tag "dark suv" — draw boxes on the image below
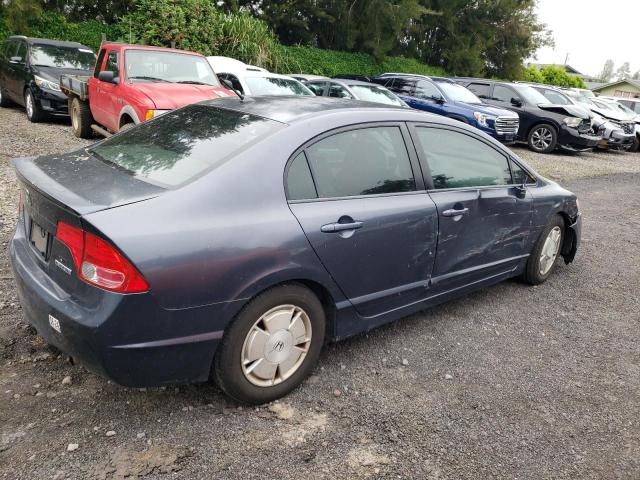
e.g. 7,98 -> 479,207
455,78 -> 601,153
0,36 -> 95,122
373,74 -> 519,144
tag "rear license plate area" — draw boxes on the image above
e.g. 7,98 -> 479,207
29,219 -> 50,258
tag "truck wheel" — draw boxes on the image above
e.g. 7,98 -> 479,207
528,123 -> 557,153
25,90 -> 45,122
70,97 -> 93,139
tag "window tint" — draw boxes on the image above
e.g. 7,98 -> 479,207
305,127 -> 415,198
328,83 -> 353,98
492,85 -> 516,103
306,82 -> 325,96
415,127 -> 512,189
467,82 -> 491,98
388,78 -> 415,96
93,49 -> 106,78
287,153 -> 317,200
106,51 -> 119,77
414,80 -> 441,99
3,40 -> 17,58
510,160 -> 536,185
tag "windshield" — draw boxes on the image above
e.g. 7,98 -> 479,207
245,77 -> 313,96
565,91 -> 596,107
125,50 -> 219,86
349,85 -> 404,106
513,85 -> 550,105
88,105 -> 284,188
30,44 -> 95,70
436,82 -> 482,104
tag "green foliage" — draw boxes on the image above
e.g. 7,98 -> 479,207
2,0 -> 41,34
521,65 -> 587,89
119,0 -> 284,70
29,12 -> 119,51
279,45 -> 447,77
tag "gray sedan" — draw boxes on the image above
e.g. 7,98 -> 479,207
306,78 -> 407,107
10,96 -> 581,404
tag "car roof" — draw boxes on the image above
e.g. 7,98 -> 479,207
289,74 -> 330,81
100,43 -> 203,56
9,36 -> 89,49
207,56 -> 269,75
326,79 -> 379,87
200,95 -> 411,124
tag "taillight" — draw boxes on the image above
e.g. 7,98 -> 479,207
56,221 -> 149,293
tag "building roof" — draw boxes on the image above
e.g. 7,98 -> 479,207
591,78 -> 640,92
527,63 -> 583,75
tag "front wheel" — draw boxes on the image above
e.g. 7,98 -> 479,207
25,89 -> 45,122
213,284 -> 326,404
528,123 -> 557,153
522,215 -> 565,285
630,135 -> 640,153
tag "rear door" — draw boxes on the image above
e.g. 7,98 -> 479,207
287,124 -> 438,318
6,40 -> 27,101
410,124 -> 533,290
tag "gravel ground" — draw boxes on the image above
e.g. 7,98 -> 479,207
0,106 -> 639,479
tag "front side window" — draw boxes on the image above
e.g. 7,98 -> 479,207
15,42 -> 27,62
492,85 -> 517,103
219,73 -> 243,93
511,160 -> 536,185
415,127 -> 512,189
105,51 -> 119,77
306,82 -> 326,96
541,89 -> 571,105
88,105 -> 284,188
467,82 -> 491,98
436,81 -> 482,104
388,78 -> 415,96
125,49 -> 219,86
328,83 -> 353,98
305,126 -> 415,198
93,49 -> 106,78
414,80 -> 441,100
29,43 -> 95,69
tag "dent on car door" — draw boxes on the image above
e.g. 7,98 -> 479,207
286,124 -> 438,318
410,124 -> 534,290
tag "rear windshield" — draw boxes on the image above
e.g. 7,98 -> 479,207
245,76 -> 314,96
89,105 -> 284,188
30,44 -> 95,70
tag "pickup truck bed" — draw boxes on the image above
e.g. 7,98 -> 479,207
60,75 -> 90,101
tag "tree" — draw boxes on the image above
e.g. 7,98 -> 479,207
1,0 -> 42,34
597,59 -> 614,83
615,62 -> 631,80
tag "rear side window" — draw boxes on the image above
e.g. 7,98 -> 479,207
467,82 -> 491,98
106,51 -> 119,77
89,105 -> 285,188
287,153 -> 317,200
304,126 -> 415,198
415,127 -> 512,189
492,85 -> 516,103
414,80 -> 441,99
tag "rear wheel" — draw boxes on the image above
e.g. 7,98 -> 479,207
522,214 -> 565,285
213,284 -> 325,404
0,84 -> 13,107
25,89 -> 45,122
528,123 -> 557,153
70,97 -> 93,139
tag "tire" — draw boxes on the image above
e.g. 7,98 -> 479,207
118,122 -> 134,133
522,214 -> 565,285
528,123 -> 557,153
24,89 -> 45,122
213,283 -> 326,404
0,84 -> 13,107
630,135 -> 640,153
70,97 -> 93,139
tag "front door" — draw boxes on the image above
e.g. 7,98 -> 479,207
286,124 -> 439,318
88,49 -> 120,131
410,124 -> 533,290
6,40 -> 27,101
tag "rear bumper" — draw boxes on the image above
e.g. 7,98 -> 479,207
9,220 -> 239,387
558,126 -> 600,152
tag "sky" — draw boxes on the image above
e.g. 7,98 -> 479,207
531,0 -> 639,78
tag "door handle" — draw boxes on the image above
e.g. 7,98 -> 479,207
321,221 -> 364,233
442,207 -> 470,217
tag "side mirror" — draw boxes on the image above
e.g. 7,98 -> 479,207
431,94 -> 445,104
9,56 -> 24,64
221,79 -> 234,90
98,70 -> 118,84
511,97 -> 522,107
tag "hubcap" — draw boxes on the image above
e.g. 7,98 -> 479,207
71,104 -> 79,131
531,127 -> 553,150
26,93 -> 33,118
241,305 -> 312,387
539,226 -> 562,275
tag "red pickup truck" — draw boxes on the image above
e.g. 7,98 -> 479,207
60,43 -> 234,138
